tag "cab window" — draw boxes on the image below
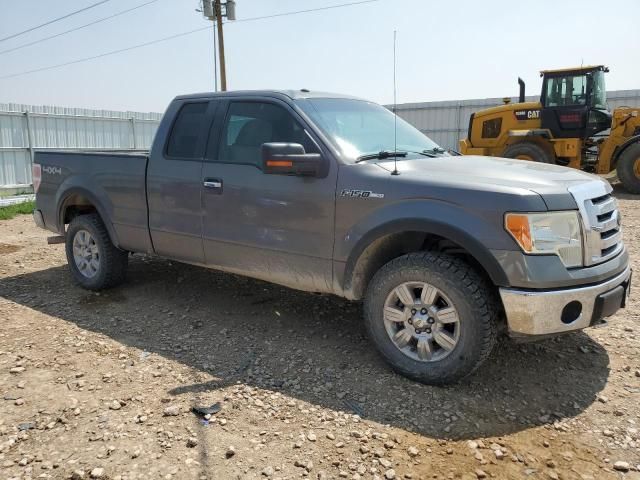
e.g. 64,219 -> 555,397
545,75 -> 588,107
166,102 -> 209,158
217,101 -> 318,166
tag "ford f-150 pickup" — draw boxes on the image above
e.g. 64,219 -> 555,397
32,90 -> 632,384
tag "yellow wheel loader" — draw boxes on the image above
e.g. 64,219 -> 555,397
459,66 -> 640,193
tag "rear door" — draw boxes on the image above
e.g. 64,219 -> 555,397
200,97 -> 337,292
147,99 -> 217,264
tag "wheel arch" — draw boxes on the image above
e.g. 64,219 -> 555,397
341,219 -> 509,300
57,186 -> 120,248
504,136 -> 556,154
612,134 -> 640,167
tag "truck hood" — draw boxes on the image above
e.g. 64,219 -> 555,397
375,155 -> 606,208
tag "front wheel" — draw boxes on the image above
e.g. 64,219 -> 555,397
364,252 -> 499,385
616,143 -> 640,194
65,213 -> 128,290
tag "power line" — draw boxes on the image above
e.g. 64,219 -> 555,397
0,27 -> 209,80
0,0 -> 160,57
0,0 -> 112,44
0,0 -> 382,80
229,0 -> 379,24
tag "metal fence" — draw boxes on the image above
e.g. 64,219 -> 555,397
0,103 -> 162,188
393,89 -> 640,151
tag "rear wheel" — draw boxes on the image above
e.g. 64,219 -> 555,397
503,142 -> 555,164
616,143 -> 640,194
363,252 -> 499,385
65,213 -> 128,290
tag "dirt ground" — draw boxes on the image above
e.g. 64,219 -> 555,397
0,188 -> 639,480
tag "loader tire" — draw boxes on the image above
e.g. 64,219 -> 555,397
503,142 -> 555,164
65,213 -> 128,290
616,143 -> 640,194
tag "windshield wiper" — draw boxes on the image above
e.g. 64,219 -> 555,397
356,150 -> 408,163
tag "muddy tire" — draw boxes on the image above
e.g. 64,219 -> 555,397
363,252 -> 499,385
616,143 -> 640,194
503,142 -> 555,164
65,213 -> 128,290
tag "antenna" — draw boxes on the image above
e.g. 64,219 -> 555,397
391,29 -> 399,176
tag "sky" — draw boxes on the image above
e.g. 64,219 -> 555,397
0,0 -> 639,113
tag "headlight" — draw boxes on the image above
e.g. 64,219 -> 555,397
505,211 -> 583,268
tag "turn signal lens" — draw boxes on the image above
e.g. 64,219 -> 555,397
266,160 -> 293,167
32,163 -> 42,193
505,214 -> 533,252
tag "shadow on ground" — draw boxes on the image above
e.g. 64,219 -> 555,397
0,256 -> 610,440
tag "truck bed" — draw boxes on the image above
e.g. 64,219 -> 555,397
34,150 -> 152,254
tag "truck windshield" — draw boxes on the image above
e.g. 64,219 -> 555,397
300,98 -> 444,161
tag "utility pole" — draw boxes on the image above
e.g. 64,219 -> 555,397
214,0 -> 226,91
200,0 -> 236,92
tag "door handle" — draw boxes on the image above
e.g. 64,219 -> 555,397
203,179 -> 222,189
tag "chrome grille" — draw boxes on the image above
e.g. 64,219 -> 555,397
568,182 -> 624,266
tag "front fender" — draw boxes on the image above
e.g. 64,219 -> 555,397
338,200 -> 514,294
613,134 -> 640,164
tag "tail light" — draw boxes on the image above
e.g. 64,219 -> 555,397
32,163 -> 42,193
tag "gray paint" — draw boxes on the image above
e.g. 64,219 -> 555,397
34,90 -> 628,299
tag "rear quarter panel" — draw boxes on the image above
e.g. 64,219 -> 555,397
35,151 -> 151,253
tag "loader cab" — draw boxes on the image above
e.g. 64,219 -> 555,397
540,65 -> 611,139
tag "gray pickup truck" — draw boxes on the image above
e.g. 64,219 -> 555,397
32,90 -> 631,384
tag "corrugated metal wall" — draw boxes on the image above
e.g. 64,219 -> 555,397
0,103 -> 162,187
393,89 -> 640,150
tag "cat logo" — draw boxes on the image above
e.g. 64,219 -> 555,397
514,109 -> 541,121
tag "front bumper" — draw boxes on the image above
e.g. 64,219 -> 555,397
500,265 -> 631,338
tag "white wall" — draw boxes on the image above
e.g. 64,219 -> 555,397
0,104 -> 161,187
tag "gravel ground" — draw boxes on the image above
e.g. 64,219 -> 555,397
0,187 -> 639,480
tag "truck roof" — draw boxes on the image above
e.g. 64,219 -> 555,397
173,89 -> 365,102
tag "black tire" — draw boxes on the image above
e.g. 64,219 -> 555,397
65,213 -> 128,290
503,142 -> 555,164
363,252 -> 499,385
616,143 -> 640,194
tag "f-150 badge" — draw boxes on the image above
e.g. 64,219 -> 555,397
340,189 -> 384,198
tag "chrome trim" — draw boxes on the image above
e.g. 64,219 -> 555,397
500,265 -> 631,336
568,181 -> 623,266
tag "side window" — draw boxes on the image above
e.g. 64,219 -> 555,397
481,118 -> 502,138
166,102 -> 209,158
545,75 -> 587,107
218,101 -> 318,166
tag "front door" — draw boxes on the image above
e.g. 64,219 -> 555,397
200,98 -> 337,292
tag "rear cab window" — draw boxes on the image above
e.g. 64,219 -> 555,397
166,102 -> 210,159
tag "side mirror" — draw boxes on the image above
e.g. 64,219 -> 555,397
261,143 -> 325,177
